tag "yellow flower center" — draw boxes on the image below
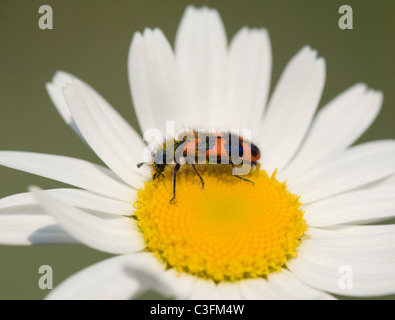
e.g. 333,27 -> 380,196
134,164 -> 307,282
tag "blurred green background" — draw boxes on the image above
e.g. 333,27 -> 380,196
0,0 -> 394,299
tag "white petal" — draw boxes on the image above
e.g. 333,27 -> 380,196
125,253 -> 334,300
0,151 -> 134,201
306,225 -> 395,246
160,268 -> 196,300
175,5 -> 228,128
240,270 -> 335,300
31,187 -> 144,254
289,226 -> 395,297
239,278 -> 282,300
258,46 -> 326,175
129,28 -> 187,133
289,140 -> 395,203
46,71 -> 85,140
0,189 -> 134,216
63,79 -> 149,188
283,84 -> 383,177
304,184 -> 395,226
372,173 -> 395,188
216,282 -> 243,300
188,279 -> 222,300
0,204 -> 76,245
288,257 -> 395,297
46,255 -> 139,300
357,173 -> 395,191
267,269 -> 335,300
47,71 -> 146,160
383,174 -> 395,185
226,27 -> 272,134
46,79 -> 81,138
124,252 -> 195,299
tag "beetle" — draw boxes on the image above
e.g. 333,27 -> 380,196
137,131 -> 261,202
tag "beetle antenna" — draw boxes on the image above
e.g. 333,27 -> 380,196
137,162 -> 146,168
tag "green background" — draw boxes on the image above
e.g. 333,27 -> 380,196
0,0 -> 394,300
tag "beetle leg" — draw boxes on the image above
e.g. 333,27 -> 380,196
191,164 -> 205,189
234,174 -> 255,186
170,163 -> 181,203
137,162 -> 145,168
230,161 -> 255,186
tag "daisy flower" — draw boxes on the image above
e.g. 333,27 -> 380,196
1,5 -> 395,300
